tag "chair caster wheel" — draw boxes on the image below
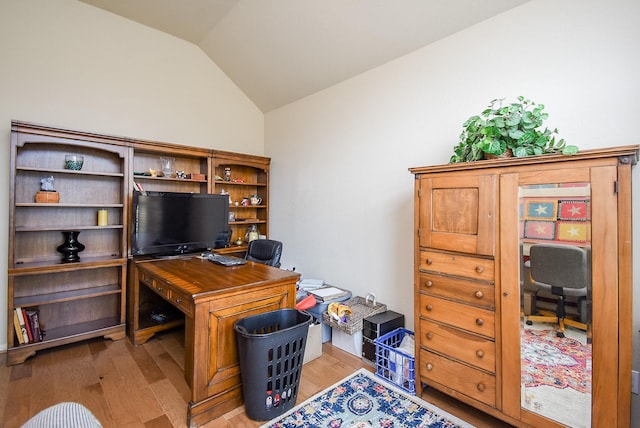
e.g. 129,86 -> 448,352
526,320 -> 532,325
556,332 -> 564,338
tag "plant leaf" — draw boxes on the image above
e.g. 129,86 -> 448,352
508,129 -> 524,140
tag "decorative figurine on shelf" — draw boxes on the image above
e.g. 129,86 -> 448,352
245,225 -> 259,242
176,170 -> 186,179
224,167 -> 231,181
35,176 -> 60,203
41,176 -> 55,191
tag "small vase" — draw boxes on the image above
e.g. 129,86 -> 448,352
57,231 -> 85,263
160,157 -> 175,177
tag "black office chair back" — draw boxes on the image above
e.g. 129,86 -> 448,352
245,239 -> 282,267
529,244 -> 590,290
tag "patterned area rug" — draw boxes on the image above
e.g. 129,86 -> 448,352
521,328 -> 591,428
521,328 -> 591,393
259,368 -> 474,428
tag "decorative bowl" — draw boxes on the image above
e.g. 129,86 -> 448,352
64,155 -> 84,170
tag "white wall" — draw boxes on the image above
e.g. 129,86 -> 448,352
265,0 -> 640,421
0,1 -> 264,349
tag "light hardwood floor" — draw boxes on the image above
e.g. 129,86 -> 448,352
0,329 -> 512,427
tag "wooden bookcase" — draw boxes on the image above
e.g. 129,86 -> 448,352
211,150 -> 270,256
7,121 -> 130,365
125,140 -> 212,342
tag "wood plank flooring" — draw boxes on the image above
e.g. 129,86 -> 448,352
0,329 -> 512,427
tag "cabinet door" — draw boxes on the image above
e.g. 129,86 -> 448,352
417,173 -> 496,256
500,162 -> 628,427
196,285 -> 291,399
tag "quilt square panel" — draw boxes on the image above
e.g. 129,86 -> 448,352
556,221 -> 590,242
524,220 -> 556,240
558,199 -> 590,221
524,200 -> 558,221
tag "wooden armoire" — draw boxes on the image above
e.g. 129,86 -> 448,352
410,146 -> 637,427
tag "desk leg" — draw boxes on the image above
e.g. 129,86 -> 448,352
184,314 -> 195,388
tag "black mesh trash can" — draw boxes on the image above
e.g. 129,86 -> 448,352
234,309 -> 312,421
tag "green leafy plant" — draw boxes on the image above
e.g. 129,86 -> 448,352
449,96 -> 578,163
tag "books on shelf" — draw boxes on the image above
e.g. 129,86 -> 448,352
14,307 -> 28,344
22,308 -> 33,343
26,309 -> 43,342
13,309 -> 25,344
13,307 -> 43,344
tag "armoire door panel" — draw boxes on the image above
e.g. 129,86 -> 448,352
418,174 -> 496,256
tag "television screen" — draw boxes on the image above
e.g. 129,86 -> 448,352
131,191 -> 229,257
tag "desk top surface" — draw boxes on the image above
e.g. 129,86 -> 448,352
136,256 -> 300,299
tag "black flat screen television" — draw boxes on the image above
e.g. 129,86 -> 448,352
131,191 -> 229,257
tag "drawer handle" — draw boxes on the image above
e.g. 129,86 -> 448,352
425,280 -> 433,287
476,350 -> 484,358
175,298 -> 182,303
475,318 -> 484,326
426,304 -> 433,311
426,332 -> 433,340
157,286 -> 163,291
426,258 -> 433,265
477,383 -> 485,392
475,291 -> 484,299
475,266 -> 484,273
426,363 -> 433,371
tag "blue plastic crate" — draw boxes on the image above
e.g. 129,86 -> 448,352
374,327 -> 415,394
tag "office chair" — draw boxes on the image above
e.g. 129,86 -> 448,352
245,239 -> 283,267
525,243 -> 591,339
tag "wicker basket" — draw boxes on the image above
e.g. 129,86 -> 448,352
35,191 -> 60,203
322,294 -> 386,335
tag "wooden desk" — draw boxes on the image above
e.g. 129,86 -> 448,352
127,256 -> 300,427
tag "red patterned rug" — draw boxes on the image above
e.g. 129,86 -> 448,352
521,329 -> 591,394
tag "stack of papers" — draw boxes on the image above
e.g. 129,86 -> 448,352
299,278 -> 324,290
308,286 -> 349,302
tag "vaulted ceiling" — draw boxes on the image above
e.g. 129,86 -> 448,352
79,0 -> 530,112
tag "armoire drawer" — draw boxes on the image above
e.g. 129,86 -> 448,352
419,250 -> 494,282
419,318 -> 495,373
419,294 -> 495,338
419,349 -> 496,407
418,272 -> 494,309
